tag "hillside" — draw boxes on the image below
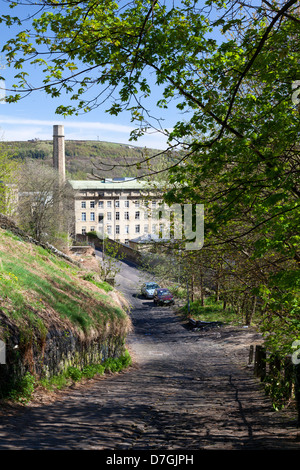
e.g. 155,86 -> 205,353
0,226 -> 130,334
1,139 -> 177,180
0,214 -> 132,399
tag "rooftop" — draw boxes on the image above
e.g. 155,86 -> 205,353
69,178 -> 164,191
68,178 -> 153,191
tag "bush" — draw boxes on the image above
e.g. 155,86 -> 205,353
64,351 -> 132,383
82,363 -> 105,378
66,366 -> 83,382
9,372 -> 36,403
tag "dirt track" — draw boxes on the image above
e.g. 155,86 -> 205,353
0,257 -> 299,451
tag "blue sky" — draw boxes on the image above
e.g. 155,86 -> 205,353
0,1 -> 186,150
0,1 -> 224,150
0,69 -> 176,148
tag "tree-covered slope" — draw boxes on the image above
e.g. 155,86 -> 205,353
1,139 -> 176,180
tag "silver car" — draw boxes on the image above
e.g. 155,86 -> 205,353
141,282 -> 160,299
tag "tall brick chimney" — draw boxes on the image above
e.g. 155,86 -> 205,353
53,124 -> 65,183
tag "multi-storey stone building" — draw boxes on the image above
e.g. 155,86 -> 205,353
53,125 -> 164,244
68,178 -> 163,244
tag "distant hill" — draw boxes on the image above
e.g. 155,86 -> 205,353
1,139 -> 178,180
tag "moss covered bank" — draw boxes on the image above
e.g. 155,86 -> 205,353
0,214 -> 132,400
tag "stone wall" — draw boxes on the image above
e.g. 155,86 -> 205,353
76,233 -> 143,265
0,310 -> 127,395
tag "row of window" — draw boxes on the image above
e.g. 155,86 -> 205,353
81,224 -> 162,236
81,200 -> 158,209
81,210 -> 151,221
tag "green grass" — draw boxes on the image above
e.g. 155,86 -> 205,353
0,227 -> 132,403
82,273 -> 113,292
8,372 -> 36,404
181,297 -> 243,325
0,229 -> 129,334
40,350 -> 132,389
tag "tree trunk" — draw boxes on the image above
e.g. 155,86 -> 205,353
246,295 -> 257,325
200,272 -> 204,306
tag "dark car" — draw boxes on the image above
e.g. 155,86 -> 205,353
153,288 -> 174,306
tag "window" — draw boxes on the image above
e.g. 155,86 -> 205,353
90,227 -> 95,232
115,200 -> 120,208
116,225 -> 120,234
115,212 -> 120,220
81,201 -> 86,209
81,227 -> 86,235
90,212 -> 95,221
107,201 -> 112,208
135,211 -> 140,220
135,224 -> 140,233
124,239 -> 129,245
107,225 -> 112,235
144,210 -> 148,219
124,200 -> 129,208
124,211 -> 129,220
152,224 -> 157,234
81,212 -> 86,221
98,214 -> 104,223
144,224 -> 149,233
98,201 -> 104,209
107,212 -> 112,221
135,201 -> 140,208
90,201 -> 95,208
125,225 -> 129,234
152,200 -> 156,207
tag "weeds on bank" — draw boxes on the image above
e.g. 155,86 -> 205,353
7,350 -> 132,404
0,230 -> 127,334
82,273 -> 113,292
8,372 -> 36,404
181,297 -> 249,325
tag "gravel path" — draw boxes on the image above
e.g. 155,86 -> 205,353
0,257 -> 299,451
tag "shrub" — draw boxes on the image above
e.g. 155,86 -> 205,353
66,366 -> 82,382
9,372 -> 36,403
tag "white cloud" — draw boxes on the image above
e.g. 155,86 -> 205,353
0,115 -> 172,149
0,115 -> 133,134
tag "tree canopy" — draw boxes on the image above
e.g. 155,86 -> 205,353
1,0 -> 299,355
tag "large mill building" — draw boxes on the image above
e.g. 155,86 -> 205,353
53,125 -> 165,245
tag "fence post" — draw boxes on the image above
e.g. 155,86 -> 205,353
249,345 -> 254,365
254,345 -> 266,381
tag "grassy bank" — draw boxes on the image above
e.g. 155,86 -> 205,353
0,225 -> 132,401
180,296 -> 258,326
0,228 -> 130,336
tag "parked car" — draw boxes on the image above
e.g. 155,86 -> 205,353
141,282 -> 160,299
153,288 -> 174,306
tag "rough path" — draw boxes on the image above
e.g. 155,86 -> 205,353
0,257 -> 299,451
